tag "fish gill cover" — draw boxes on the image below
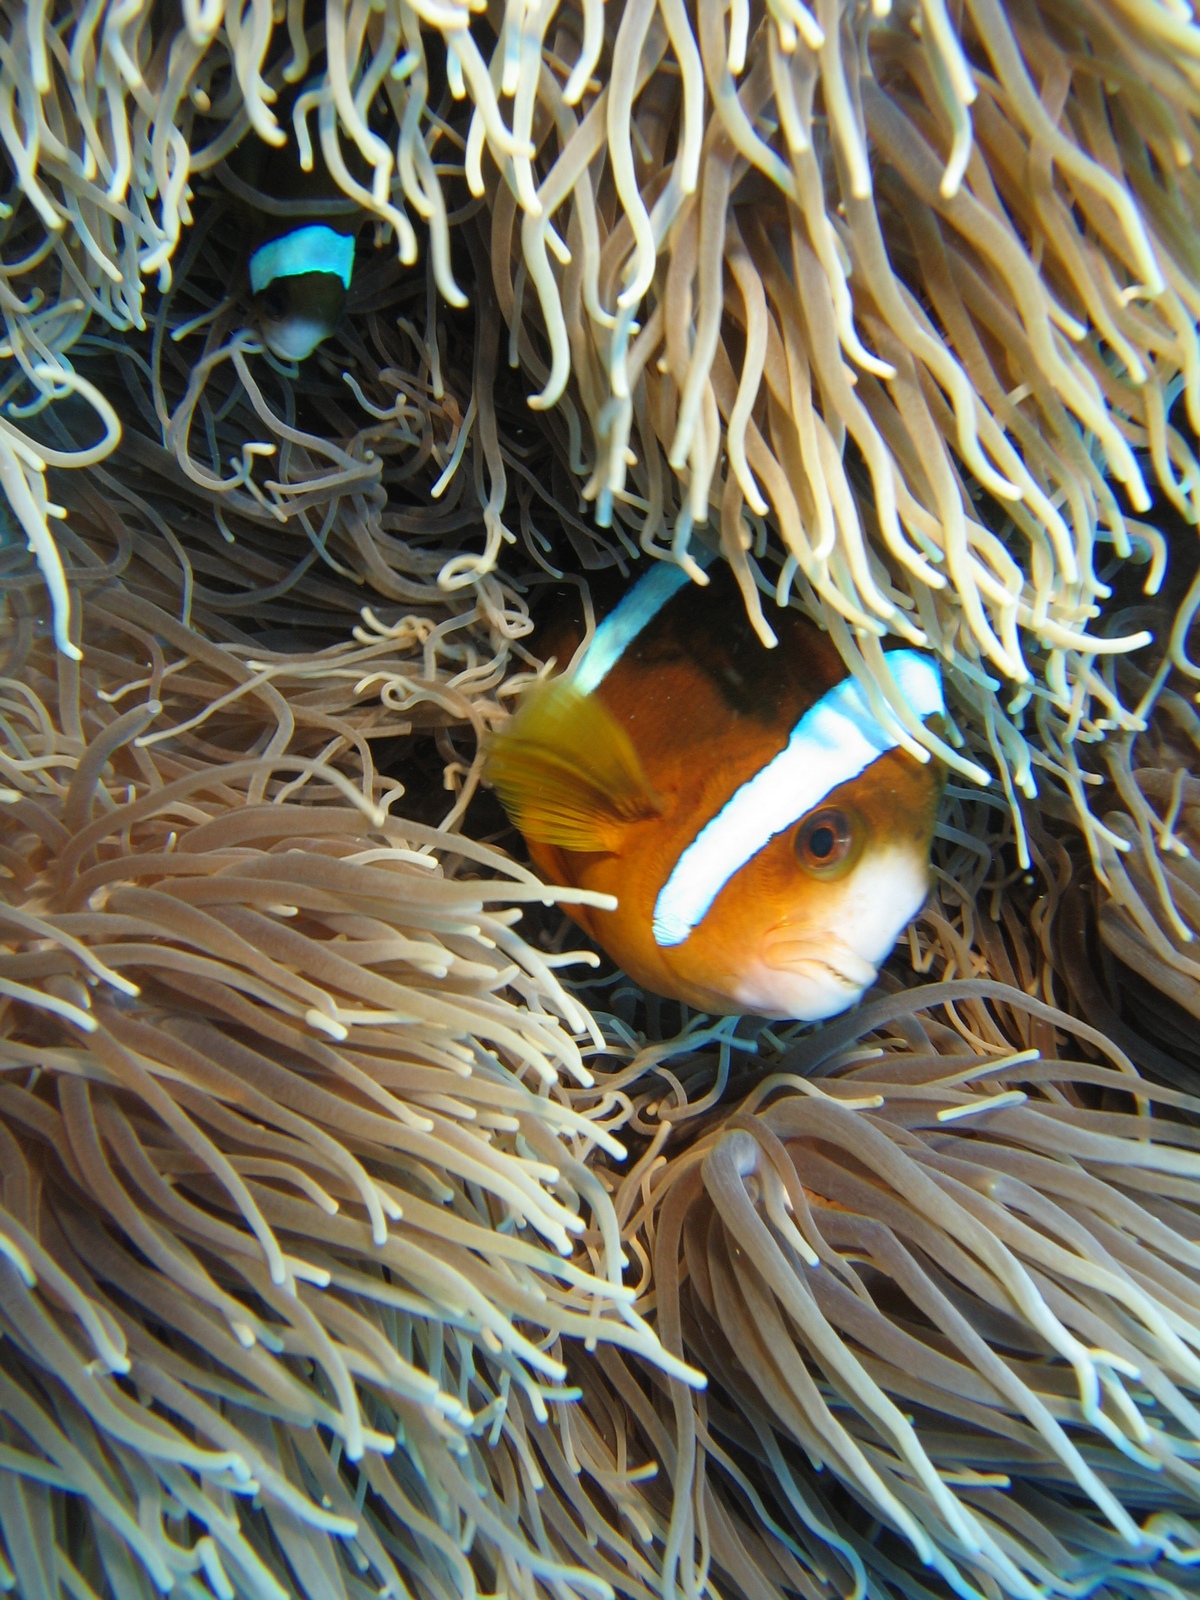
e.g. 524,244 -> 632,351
4,0 -> 1200,1597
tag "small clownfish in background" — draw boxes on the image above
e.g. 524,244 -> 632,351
227,89 -> 361,362
486,559 -> 947,1021
249,221 -> 355,362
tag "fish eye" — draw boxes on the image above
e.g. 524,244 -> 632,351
794,808 -> 854,875
261,283 -> 286,319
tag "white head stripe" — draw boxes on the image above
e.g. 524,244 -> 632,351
652,651 -> 944,947
250,226 -> 355,294
574,549 -> 715,696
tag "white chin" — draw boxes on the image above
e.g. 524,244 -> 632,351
264,320 -> 330,361
731,960 -> 876,1023
734,849 -> 930,1021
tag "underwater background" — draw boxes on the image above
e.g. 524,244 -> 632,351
5,0 -> 1200,1596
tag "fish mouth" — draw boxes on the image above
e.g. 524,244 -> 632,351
731,934 -> 878,1021
262,317 -> 336,362
759,928 -> 879,993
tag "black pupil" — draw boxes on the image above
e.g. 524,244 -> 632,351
809,825 -> 836,860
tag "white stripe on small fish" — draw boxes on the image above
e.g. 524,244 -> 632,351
250,225 -> 356,294
652,651 -> 944,948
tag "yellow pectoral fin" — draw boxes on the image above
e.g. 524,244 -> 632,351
486,680 -> 661,853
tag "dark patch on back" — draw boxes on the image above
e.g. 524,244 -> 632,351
624,565 -> 841,724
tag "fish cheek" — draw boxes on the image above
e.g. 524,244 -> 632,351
660,832 -> 827,1002
569,825 -> 714,1004
759,828 -> 849,930
772,753 -> 943,966
716,748 -> 941,969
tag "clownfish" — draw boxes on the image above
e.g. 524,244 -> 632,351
250,221 -> 355,362
486,560 -> 946,1021
226,87 -> 360,362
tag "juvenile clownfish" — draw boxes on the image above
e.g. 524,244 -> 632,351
226,89 -> 361,362
486,560 -> 946,1021
249,222 -> 355,362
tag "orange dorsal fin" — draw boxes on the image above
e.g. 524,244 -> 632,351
486,680 -> 661,853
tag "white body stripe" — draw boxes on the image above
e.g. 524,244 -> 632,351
250,226 -> 356,294
574,551 -> 714,695
652,651 -> 944,947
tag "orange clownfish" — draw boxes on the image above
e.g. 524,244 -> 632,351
486,559 -> 946,1021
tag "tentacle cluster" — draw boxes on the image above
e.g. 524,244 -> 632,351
0,564 -> 708,1598
4,0 -> 1200,841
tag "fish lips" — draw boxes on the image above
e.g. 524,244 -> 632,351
261,313 -> 339,362
749,929 -> 880,1020
759,929 -> 880,990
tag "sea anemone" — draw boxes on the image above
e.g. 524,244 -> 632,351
7,0 -> 1200,1593
0,536 -> 709,1596
567,792 -> 1200,1600
622,1009 -> 1200,1600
